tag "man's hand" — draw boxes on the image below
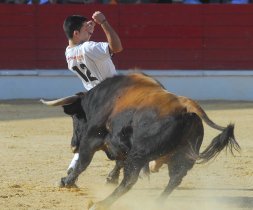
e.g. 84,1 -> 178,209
92,11 -> 106,25
92,11 -> 123,54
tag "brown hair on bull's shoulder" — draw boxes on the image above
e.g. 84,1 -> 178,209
111,73 -> 185,118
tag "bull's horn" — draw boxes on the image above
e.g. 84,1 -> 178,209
40,95 -> 79,106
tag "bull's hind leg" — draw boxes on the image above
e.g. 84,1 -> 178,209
106,160 -> 124,185
158,151 -> 195,201
106,160 -> 150,185
89,154 -> 146,209
158,113 -> 204,202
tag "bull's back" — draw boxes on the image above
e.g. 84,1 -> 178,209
111,74 -> 186,117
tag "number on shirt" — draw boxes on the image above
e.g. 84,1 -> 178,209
72,63 -> 98,82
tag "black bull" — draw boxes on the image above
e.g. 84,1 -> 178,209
41,73 -> 240,210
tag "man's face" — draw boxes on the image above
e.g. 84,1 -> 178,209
76,20 -> 95,44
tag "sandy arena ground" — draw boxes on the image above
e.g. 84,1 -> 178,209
0,100 -> 252,210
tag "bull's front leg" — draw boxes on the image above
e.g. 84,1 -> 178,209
59,138 -> 98,188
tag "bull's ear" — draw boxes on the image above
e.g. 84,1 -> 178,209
63,98 -> 83,116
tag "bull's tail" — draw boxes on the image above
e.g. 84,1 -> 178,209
198,124 -> 240,163
178,97 -> 240,162
179,96 -> 225,131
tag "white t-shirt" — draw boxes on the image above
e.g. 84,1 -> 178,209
65,41 -> 117,91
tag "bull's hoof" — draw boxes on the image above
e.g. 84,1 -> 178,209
105,177 -> 118,185
88,203 -> 108,210
57,177 -> 79,189
57,179 -> 65,188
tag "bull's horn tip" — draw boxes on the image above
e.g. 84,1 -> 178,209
40,99 -> 50,105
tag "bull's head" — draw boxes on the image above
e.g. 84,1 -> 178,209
40,93 -> 87,153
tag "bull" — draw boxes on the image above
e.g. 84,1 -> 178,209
41,73 -> 240,210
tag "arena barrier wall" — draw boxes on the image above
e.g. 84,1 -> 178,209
0,4 -> 253,100
1,4 -> 253,70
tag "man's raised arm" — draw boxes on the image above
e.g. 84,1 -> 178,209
92,11 -> 123,54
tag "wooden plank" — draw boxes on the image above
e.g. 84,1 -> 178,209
37,49 -> 65,61
202,4 -> 253,14
163,49 -> 202,61
0,49 -> 35,61
0,26 -> 35,38
37,60 -> 66,69
37,12 -> 118,27
37,14 -> 69,27
204,26 -> 253,38
203,49 -> 253,61
0,14 -> 35,26
119,4 -> 202,15
122,38 -> 202,49
119,13 -> 203,26
0,5 -> 35,14
37,38 -> 66,49
38,27 -> 66,38
37,23 -> 105,40
0,38 -> 35,49
0,60 -> 36,69
117,60 -> 202,70
38,4 -> 118,17
204,38 -> 253,49
204,14 -> 253,26
203,61 -> 253,70
119,25 -> 202,38
119,5 -> 202,26
120,49 -> 202,61
119,49 -> 166,61
36,4 -> 120,33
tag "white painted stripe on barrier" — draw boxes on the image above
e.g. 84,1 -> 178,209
0,70 -> 253,100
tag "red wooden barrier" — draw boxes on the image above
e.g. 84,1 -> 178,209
0,4 -> 253,70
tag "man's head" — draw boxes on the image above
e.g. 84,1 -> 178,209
63,15 -> 95,44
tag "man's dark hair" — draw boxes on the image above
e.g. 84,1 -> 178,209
63,15 -> 88,39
